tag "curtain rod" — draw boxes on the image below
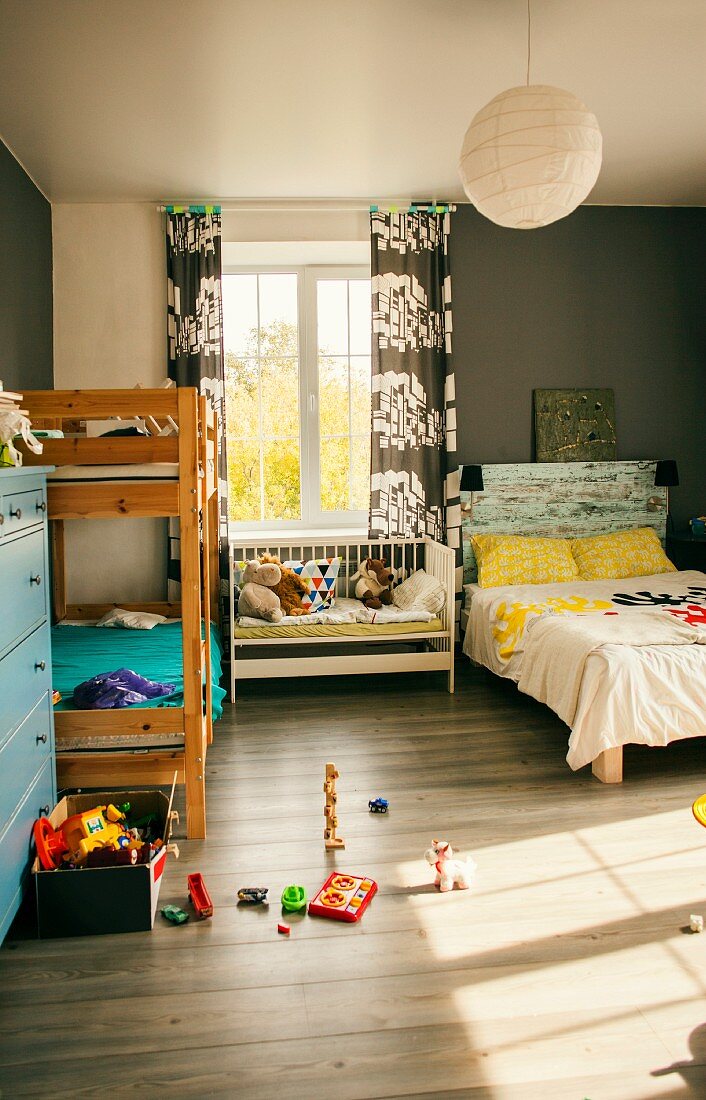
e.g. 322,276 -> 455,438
157,201 -> 463,214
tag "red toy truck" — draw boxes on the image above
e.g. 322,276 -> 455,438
187,873 -> 214,918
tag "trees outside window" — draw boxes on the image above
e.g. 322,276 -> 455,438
224,268 -> 371,530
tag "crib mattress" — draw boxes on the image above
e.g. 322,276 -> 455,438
234,619 -> 443,639
52,620 -> 226,751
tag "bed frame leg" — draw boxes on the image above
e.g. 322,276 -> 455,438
185,762 -> 206,839
448,658 -> 455,694
592,746 -> 623,784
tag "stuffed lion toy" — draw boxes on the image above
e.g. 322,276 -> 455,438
259,554 -> 309,616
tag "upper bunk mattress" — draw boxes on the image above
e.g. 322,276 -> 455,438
48,464 -> 179,482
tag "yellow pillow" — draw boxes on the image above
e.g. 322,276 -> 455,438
570,527 -> 676,581
471,534 -> 579,588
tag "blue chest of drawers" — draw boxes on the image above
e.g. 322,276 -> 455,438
0,466 -> 56,943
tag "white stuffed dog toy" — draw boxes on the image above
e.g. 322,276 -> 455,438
425,839 -> 476,892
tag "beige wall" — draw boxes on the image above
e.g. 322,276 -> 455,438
52,202 -> 168,603
222,208 -> 369,244
53,203 -> 165,388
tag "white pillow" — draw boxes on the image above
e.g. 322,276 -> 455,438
96,608 -> 167,631
392,569 -> 446,615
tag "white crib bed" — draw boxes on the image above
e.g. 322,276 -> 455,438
229,537 -> 455,700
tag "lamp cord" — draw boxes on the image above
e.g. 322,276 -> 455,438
526,0 -> 532,85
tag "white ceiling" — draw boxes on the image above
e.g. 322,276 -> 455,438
0,0 -> 704,206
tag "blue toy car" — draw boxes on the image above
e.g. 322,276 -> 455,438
368,797 -> 389,813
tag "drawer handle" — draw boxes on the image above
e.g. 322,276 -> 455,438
36,501 -> 47,513
35,660 -> 47,671
0,514 -> 3,525
30,575 -> 42,586
36,734 -> 48,745
39,805 -> 50,816
10,507 -> 22,520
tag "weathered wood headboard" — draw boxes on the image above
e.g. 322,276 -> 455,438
460,461 -> 666,583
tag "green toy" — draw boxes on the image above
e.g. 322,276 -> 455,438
281,885 -> 307,912
161,904 -> 189,925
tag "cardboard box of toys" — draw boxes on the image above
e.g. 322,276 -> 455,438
32,787 -> 176,938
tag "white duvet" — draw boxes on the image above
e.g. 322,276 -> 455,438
238,596 -> 436,628
463,570 -> 706,770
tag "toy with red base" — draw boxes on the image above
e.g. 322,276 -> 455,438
308,873 -> 377,923
187,872 -> 214,918
33,803 -> 134,869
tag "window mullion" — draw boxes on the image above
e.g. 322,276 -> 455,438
299,268 -> 312,526
256,274 -> 266,523
347,279 -> 353,511
305,269 -> 322,527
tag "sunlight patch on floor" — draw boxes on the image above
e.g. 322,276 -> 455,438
450,999 -> 674,1088
398,806 -> 706,961
394,804 -> 706,1093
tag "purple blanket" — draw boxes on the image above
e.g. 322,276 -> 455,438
72,667 -> 176,710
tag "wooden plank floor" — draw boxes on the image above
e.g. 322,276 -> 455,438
2,662 -> 706,1098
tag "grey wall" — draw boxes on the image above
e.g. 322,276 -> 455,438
0,139 -> 53,391
451,206 -> 706,529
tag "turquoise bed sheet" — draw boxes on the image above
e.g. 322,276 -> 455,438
51,621 -> 226,719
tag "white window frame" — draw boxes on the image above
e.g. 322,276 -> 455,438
224,264 -> 371,535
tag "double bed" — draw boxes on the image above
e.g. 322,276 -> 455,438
460,461 -> 706,782
463,569 -> 706,778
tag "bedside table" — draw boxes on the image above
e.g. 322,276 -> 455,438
667,533 -> 706,572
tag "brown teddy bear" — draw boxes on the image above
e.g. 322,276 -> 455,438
259,554 -> 309,616
351,558 -> 395,610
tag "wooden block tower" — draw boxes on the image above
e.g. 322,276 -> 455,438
323,762 -> 345,850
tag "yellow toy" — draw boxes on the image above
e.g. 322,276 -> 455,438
693,794 -> 706,829
62,804 -> 131,863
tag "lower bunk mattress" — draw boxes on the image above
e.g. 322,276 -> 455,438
51,621 -> 226,751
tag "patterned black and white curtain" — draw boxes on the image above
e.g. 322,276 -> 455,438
369,210 -> 462,597
166,207 -> 228,608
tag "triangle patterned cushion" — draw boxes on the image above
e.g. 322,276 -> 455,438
283,556 -> 342,613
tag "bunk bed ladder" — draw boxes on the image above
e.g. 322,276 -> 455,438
178,388 -> 207,840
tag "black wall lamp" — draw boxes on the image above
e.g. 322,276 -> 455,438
651,459 -> 679,533
460,464 -> 484,518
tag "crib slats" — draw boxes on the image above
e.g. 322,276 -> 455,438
229,535 -> 455,699
230,538 -> 449,632
232,537 -> 440,607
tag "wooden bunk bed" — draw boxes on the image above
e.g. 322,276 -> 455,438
19,388 -> 221,839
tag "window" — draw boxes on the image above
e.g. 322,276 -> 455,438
224,266 -> 371,530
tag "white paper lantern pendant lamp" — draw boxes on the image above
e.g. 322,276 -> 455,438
459,5 -> 602,228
